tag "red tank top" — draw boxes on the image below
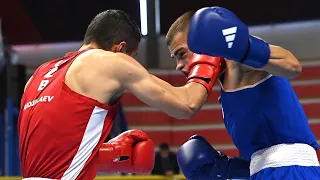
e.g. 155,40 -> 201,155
18,49 -> 120,180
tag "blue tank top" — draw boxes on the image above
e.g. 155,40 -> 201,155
219,74 -> 318,160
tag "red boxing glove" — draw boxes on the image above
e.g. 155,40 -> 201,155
187,54 -> 226,94
97,130 -> 155,174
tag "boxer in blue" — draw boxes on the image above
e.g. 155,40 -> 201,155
166,7 -> 320,179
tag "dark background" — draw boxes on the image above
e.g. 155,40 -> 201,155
1,0 -> 319,44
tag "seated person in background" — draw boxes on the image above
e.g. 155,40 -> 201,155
152,143 -> 180,176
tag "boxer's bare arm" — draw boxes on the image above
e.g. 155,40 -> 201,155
150,74 -> 207,113
248,36 -> 301,79
259,45 -> 302,79
114,54 -> 207,119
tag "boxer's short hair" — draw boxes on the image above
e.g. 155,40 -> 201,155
166,10 -> 196,46
83,9 -> 141,53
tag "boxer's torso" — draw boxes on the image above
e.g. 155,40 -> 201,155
219,62 -> 318,160
18,48 -> 121,179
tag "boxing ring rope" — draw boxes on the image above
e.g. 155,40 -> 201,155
0,174 -> 188,180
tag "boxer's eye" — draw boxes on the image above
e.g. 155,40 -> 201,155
178,52 -> 186,59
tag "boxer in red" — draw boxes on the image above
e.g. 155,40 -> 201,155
18,9 -> 225,180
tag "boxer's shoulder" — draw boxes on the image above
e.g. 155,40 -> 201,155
65,49 -> 141,104
83,50 -> 147,81
64,50 -> 126,103
74,49 -> 138,71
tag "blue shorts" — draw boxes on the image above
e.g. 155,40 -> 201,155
250,165 -> 320,180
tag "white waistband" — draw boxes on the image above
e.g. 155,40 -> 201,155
23,178 -> 54,180
250,143 -> 319,176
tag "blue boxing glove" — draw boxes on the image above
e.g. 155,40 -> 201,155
177,135 -> 250,180
188,7 -> 270,68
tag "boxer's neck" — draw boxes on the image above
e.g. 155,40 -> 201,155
79,42 -> 99,51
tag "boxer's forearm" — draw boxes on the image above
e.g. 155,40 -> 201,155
151,74 -> 207,117
173,83 -> 208,116
117,53 -> 204,119
260,45 -> 302,79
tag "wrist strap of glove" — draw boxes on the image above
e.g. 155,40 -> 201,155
226,157 -> 250,179
204,154 -> 250,179
240,35 -> 270,68
187,64 -> 217,94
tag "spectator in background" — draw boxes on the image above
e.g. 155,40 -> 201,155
152,143 -> 180,176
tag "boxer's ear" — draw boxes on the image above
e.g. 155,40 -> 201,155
114,41 -> 127,53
